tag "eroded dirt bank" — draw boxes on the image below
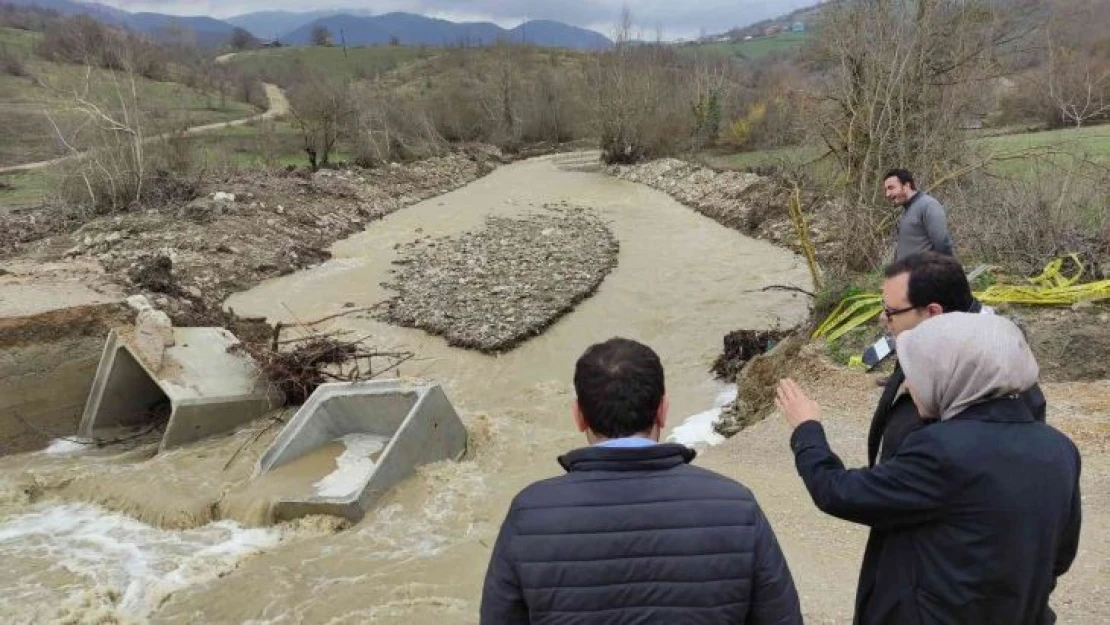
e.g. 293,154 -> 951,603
0,151 -> 1104,624
0,151 -> 813,622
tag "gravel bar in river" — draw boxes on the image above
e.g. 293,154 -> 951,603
379,205 -> 618,352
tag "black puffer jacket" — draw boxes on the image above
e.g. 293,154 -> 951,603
793,397 -> 1081,625
480,443 -> 802,625
868,362 -> 1047,466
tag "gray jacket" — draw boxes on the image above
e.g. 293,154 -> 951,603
895,192 -> 954,260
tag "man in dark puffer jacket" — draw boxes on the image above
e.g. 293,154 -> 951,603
480,337 -> 802,625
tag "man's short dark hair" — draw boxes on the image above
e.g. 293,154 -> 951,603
884,168 -> 916,189
574,338 -> 665,439
884,252 -> 974,313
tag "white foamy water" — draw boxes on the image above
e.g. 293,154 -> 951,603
667,384 -> 738,449
0,503 -> 282,620
41,438 -> 95,455
313,433 -> 389,498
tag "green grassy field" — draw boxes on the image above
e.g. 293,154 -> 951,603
708,124 -> 1110,180
0,27 -> 259,168
681,32 -> 809,61
0,170 -> 51,206
0,25 -> 37,53
184,119 -> 352,169
978,125 -> 1110,163
226,45 -> 429,84
0,119 -> 340,208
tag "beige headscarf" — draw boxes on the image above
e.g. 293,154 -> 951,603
896,312 -> 1039,421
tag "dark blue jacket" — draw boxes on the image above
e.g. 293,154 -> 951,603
792,397 -> 1082,625
868,363 -> 1047,466
480,443 -> 802,625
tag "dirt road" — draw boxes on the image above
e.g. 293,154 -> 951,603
0,83 -> 288,176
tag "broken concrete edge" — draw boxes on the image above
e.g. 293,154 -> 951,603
255,379 -> 468,523
254,379 -> 415,476
0,302 -> 131,350
79,326 -> 283,453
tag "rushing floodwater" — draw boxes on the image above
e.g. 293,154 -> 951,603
0,152 -> 811,623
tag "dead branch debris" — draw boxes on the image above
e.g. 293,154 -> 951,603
240,328 -> 414,406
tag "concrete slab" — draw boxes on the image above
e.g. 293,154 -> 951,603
251,380 -> 468,523
0,259 -> 125,318
78,327 -> 282,452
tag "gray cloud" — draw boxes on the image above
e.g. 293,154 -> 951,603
97,0 -> 816,39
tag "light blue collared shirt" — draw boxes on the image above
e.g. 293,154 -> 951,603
595,437 -> 658,448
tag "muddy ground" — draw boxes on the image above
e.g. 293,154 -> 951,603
0,149 -> 1105,623
0,147 -> 503,319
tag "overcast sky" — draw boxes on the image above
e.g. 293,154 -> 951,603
93,1 -> 817,39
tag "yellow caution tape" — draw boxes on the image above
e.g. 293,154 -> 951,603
812,255 -> 1110,341
812,293 -> 883,341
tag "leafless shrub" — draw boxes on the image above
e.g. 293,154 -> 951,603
590,44 -> 693,164
287,70 -> 357,170
350,89 -> 446,166
0,42 -> 28,77
48,67 -> 201,214
946,164 -> 1110,274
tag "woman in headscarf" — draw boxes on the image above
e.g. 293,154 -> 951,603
776,312 -> 1081,625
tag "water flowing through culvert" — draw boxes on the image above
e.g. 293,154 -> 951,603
0,152 -> 812,623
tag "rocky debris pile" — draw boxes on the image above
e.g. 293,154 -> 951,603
9,152 -> 498,324
0,206 -> 80,257
380,206 -> 619,352
1013,304 -> 1110,382
606,159 -> 835,259
711,328 -> 795,381
715,333 -> 814,438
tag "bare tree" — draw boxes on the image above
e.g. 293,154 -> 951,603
810,0 -> 1037,268
288,73 -> 356,170
614,4 -> 634,48
311,25 -> 332,47
689,53 -> 732,149
1044,35 -> 1110,128
45,59 -> 196,213
230,27 -> 254,51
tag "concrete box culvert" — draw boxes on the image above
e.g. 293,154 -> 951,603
252,379 -> 468,523
78,328 -> 283,452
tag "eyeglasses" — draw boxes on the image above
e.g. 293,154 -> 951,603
881,304 -> 919,318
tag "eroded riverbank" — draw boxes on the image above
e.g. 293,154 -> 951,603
0,151 -> 813,622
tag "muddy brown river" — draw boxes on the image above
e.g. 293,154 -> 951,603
0,153 -> 811,623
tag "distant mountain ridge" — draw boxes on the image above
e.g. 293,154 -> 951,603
225,9 -> 376,41
9,1 -> 613,52
281,12 -> 613,50
8,0 -> 242,48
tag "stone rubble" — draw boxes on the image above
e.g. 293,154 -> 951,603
379,205 -> 619,353
3,151 -> 502,323
606,158 -> 836,260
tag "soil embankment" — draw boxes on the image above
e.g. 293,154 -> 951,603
0,151 -> 813,622
0,151 -> 1104,624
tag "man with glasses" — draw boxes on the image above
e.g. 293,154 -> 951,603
852,253 -> 1050,625
871,252 -> 1047,466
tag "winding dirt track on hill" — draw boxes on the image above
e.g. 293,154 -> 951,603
0,83 -> 288,176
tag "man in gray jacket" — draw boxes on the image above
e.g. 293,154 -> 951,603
883,169 -> 954,260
